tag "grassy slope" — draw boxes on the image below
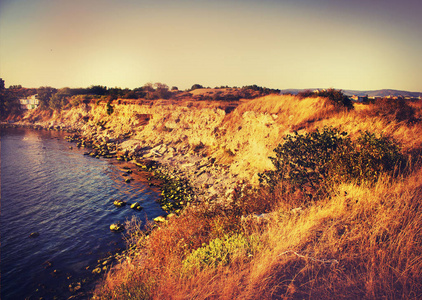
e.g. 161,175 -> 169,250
26,94 -> 421,299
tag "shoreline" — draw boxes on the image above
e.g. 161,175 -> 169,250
1,120 -> 247,208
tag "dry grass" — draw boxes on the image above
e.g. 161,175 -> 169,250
308,108 -> 422,154
96,166 -> 422,299
245,169 -> 422,299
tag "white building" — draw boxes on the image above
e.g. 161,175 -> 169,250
20,95 -> 39,110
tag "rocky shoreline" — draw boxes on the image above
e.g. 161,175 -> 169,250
1,120 -> 245,211
2,122 -> 246,238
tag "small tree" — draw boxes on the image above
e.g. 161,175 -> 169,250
143,83 -> 155,92
191,84 -> 203,90
0,81 -> 22,119
37,86 -> 57,110
154,82 -> 171,99
123,90 -> 138,99
49,87 -> 71,110
88,85 -> 107,96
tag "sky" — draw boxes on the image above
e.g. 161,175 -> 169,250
0,0 -> 421,91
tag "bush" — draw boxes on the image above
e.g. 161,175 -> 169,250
36,86 -> 57,110
334,131 -> 405,183
298,88 -> 353,110
123,90 -> 139,99
370,98 -> 416,122
182,234 -> 261,271
190,84 -> 203,90
259,127 -> 404,200
0,88 -> 21,118
106,101 -> 114,115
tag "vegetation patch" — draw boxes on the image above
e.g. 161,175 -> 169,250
153,171 -> 194,213
298,88 -> 354,110
259,126 -> 405,200
182,233 -> 261,272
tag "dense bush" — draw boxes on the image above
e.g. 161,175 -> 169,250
334,131 -> 404,183
259,127 -> 404,200
0,82 -> 22,118
369,98 -> 416,122
123,90 -> 139,99
87,85 -> 108,96
37,86 -> 57,110
242,84 -> 280,95
49,88 -> 72,110
190,84 -> 204,90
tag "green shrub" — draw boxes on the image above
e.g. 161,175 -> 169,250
182,234 -> 261,271
334,131 -> 404,183
259,127 -> 404,200
318,89 -> 354,109
298,88 -> 353,110
259,127 -> 349,197
155,173 -> 194,213
106,101 -> 114,115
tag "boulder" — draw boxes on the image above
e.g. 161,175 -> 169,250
113,200 -> 126,207
29,232 -> 40,238
110,222 -> 125,232
130,202 -> 143,211
153,216 -> 166,223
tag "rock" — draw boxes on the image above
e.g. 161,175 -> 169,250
110,222 -> 125,232
153,216 -> 166,223
69,282 -> 82,292
29,232 -> 40,238
130,202 -> 143,211
113,200 -> 126,207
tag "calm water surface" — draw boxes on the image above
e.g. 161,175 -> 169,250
1,127 -> 163,299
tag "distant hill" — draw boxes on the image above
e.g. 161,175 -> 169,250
280,88 -> 422,98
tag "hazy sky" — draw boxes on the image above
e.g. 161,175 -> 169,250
1,0 -> 421,91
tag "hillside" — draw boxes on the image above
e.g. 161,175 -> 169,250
280,88 -> 422,98
11,91 -> 422,299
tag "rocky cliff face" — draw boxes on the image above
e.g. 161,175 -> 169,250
19,95 -> 334,201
